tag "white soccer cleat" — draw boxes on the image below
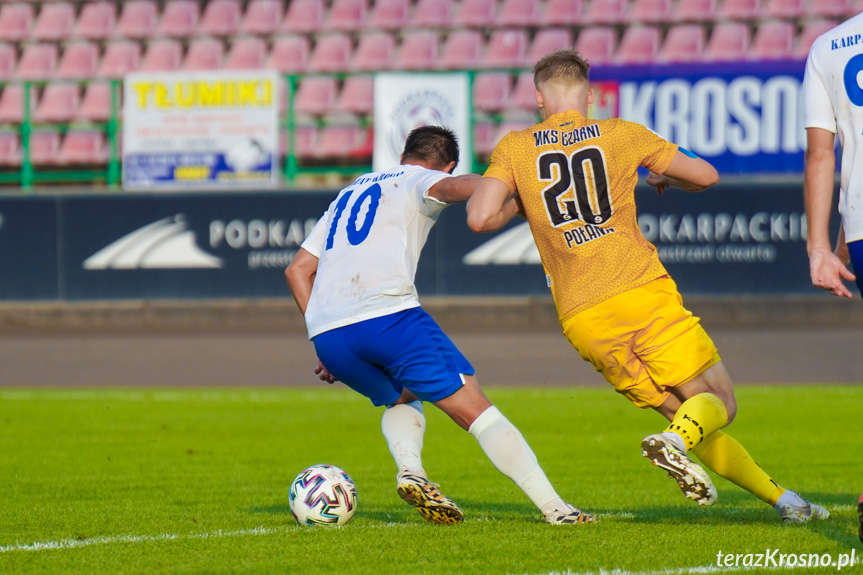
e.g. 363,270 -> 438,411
396,471 -> 464,525
543,504 -> 596,525
641,433 -> 717,506
778,500 -> 830,523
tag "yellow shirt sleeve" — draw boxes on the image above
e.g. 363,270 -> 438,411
628,122 -> 678,175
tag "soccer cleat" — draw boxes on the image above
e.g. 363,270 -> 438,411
857,494 -> 863,542
641,433 -> 717,506
544,504 -> 596,525
778,500 -> 830,523
396,471 -> 464,525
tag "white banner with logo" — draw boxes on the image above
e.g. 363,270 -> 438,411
122,70 -> 279,190
373,73 -> 471,175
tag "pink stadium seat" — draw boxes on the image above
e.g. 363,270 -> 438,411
675,0 -> 717,21
584,0 -> 627,24
439,29 -> 484,70
704,22 -> 751,61
528,29 -> 573,62
14,43 -> 57,80
182,38 -> 224,70
763,0 -> 804,17
308,34 -> 353,73
30,130 -> 61,165
540,0 -> 585,26
267,35 -> 309,74
750,20 -> 795,60
484,29 -> 528,68
33,83 -> 79,123
156,0 -> 199,38
200,0 -> 241,36
0,85 -> 35,124
368,0 -> 409,30
492,113 -> 536,148
98,41 -> 140,77
0,132 -> 20,165
473,118 -> 496,156
455,0 -> 496,27
574,27 -> 617,65
281,122 -> 319,159
395,30 -> 438,70
318,121 -> 371,158
114,1 -> 158,39
810,0 -> 854,17
351,32 -> 395,72
614,26 -> 661,64
718,0 -> 760,20
474,73 -> 512,112
73,2 -> 116,40
0,3 -> 33,42
32,2 -> 74,41
657,24 -> 706,63
56,42 -> 100,79
281,0 -> 324,33
240,0 -> 283,35
795,19 -> 838,59
295,77 -> 338,116
511,73 -> 538,110
412,0 -> 454,27
325,0 -> 367,32
335,75 -> 373,114
0,43 -> 16,80
630,0 -> 673,23
139,39 -> 183,72
58,131 -> 107,165
498,0 -> 542,26
77,82 -> 112,122
224,37 -> 267,69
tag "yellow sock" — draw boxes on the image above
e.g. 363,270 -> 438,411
664,392 -> 727,450
693,430 -> 786,505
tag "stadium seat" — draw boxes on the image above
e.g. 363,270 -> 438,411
473,117 -> 496,156
351,32 -> 395,72
308,33 -> 353,73
114,1 -> 158,39
367,0 -> 409,30
73,2 -> 116,40
239,0 -> 283,35
0,43 -> 16,81
58,131 -> 107,165
33,83 -> 79,123
325,0 -> 367,32
809,0 -> 854,17
200,0 -> 241,37
182,38 -> 224,70
97,41 -> 141,77
439,29 -> 484,70
584,0 -> 627,25
657,24 -> 706,63
31,2 -> 75,41
156,0 -> 200,38
498,0 -> 542,26
139,39 -> 184,72
318,117 -> 371,158
455,0 -> 496,27
630,0 -> 673,23
0,3 -> 33,42
29,130 -> 61,165
795,19 -> 838,59
335,75 -> 373,114
763,0 -> 804,17
281,0 -> 324,34
412,0 -> 455,28
281,120 -> 319,159
76,82 -> 113,122
675,0 -> 717,21
540,0 -> 585,26
704,22 -> 751,61
474,73 -> 512,112
528,29 -> 573,62
267,35 -> 310,74
484,29 -> 528,68
14,43 -> 57,80
56,42 -> 100,79
492,112 -> 536,148
224,37 -> 268,69
0,84 -> 35,124
574,27 -> 617,65
614,26 -> 661,64
750,20 -> 795,60
295,77 -> 338,116
718,0 -> 761,20
395,30 -> 438,70
511,72 -> 538,110
0,132 -> 20,165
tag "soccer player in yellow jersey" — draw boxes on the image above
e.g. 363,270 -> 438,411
466,50 -> 828,522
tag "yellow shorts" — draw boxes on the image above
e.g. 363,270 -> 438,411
561,276 -> 720,409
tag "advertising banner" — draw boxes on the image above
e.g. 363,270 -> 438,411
373,73 -> 471,175
0,196 -> 58,300
122,70 -> 279,190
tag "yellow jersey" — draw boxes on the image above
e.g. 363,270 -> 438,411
484,110 -> 678,322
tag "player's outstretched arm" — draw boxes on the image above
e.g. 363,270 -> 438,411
427,173 -> 481,204
466,177 -> 521,232
285,248 -> 319,315
646,151 -> 719,193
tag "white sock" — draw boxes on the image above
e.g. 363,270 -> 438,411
661,431 -> 687,453
381,401 -> 426,476
468,406 -> 566,514
774,490 -> 806,512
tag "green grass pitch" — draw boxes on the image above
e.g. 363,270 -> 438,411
0,386 -> 860,574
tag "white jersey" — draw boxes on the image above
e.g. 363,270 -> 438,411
301,164 -> 451,338
803,13 -> 863,243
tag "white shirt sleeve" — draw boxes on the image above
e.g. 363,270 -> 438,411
300,213 -> 329,258
803,45 -> 838,133
405,167 -> 452,217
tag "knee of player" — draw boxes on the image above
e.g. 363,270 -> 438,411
722,395 -> 738,425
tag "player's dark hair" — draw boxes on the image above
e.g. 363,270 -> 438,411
533,50 -> 590,88
401,126 -> 460,171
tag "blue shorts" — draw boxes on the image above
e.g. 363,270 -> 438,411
849,239 -> 863,296
311,307 -> 475,407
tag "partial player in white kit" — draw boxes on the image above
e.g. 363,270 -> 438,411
801,14 -> 863,541
285,126 -> 594,525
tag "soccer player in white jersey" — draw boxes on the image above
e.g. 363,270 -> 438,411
802,14 -> 863,541
285,126 -> 594,526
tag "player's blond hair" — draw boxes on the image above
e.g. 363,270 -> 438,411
533,50 -> 590,89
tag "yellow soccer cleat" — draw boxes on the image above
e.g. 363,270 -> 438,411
396,471 -> 464,525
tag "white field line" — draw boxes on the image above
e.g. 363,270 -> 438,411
535,560 -> 862,575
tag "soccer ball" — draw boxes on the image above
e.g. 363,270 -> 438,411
289,464 -> 358,526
